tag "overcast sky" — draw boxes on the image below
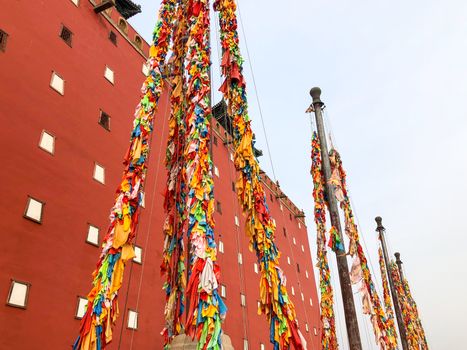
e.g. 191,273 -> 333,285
130,1 -> 467,348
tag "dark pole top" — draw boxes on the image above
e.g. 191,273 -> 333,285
395,252 -> 402,265
375,216 -> 385,231
310,87 -> 324,107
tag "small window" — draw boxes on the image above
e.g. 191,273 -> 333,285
253,263 -> 258,274
142,62 -> 150,76
0,29 -> 9,52
213,136 -> 218,146
127,310 -> 138,329
109,30 -> 117,46
293,237 -> 296,245
309,298 -> 313,306
240,293 -> 246,307
220,284 -> 226,298
291,286 -> 295,295
86,224 -> 99,246
230,153 -> 234,162
218,241 -> 224,253
260,344 -> 265,350
98,110 -> 111,131
50,71 -> 65,95
301,292 -> 304,301
104,66 -> 115,84
243,339 -> 249,350
270,193 -> 273,202
70,0 -> 79,5
76,297 -> 88,319
283,227 -> 287,237
214,166 -> 219,177
24,196 -> 44,223
314,327 -> 318,336
231,181 -> 235,192
289,213 -> 292,221
301,244 -> 305,252
134,35 -> 142,49
234,215 -> 239,227
216,201 -> 222,214
59,25 -> 73,47
140,191 -> 145,208
297,263 -> 300,273
238,253 -> 243,265
306,270 -> 309,279
298,222 -> 302,229
305,323 -> 309,332
93,163 -> 105,184
133,246 -> 142,264
118,18 -> 128,34
39,130 -> 55,154
287,256 -> 291,265
6,280 -> 30,308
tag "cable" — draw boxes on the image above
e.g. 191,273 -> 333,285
236,0 -> 277,181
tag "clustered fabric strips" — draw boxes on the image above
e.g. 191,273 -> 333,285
378,248 -> 398,348
310,132 -> 339,350
390,263 -> 429,350
214,1 -> 304,349
160,1 -> 189,346
73,1 -> 177,349
183,1 -> 226,349
329,149 -> 397,350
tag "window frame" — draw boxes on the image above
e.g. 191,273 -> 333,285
23,196 -> 45,224
127,309 -> 138,330
86,223 -> 100,247
133,246 -> 142,265
59,24 -> 73,47
93,162 -> 106,184
6,279 -> 31,309
0,29 -> 8,52
38,130 -> 56,155
75,296 -> 88,319
50,71 -> 65,96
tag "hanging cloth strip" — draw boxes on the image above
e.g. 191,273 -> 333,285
213,0 -> 303,349
72,1 -> 178,349
390,262 -> 429,350
377,248 -> 398,348
328,149 -> 397,350
160,0 -> 190,347
310,132 -> 339,350
183,1 -> 226,349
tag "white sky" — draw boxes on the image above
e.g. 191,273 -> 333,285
130,1 -> 467,348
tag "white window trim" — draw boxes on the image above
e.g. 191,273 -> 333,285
305,323 -> 309,332
309,298 -> 313,306
253,263 -> 258,274
39,130 -> 55,155
234,215 -> 239,227
240,293 -> 246,307
214,166 -> 219,177
287,256 -> 291,265
218,241 -> 224,253
104,65 -> 115,84
301,244 -> 305,252
140,191 -> 145,208
306,270 -> 309,279
291,286 -> 295,296
50,71 -> 65,95
70,0 -> 79,6
93,162 -> 105,184
298,222 -> 302,229
220,284 -> 226,298
314,327 -> 318,336
86,224 -> 99,246
293,237 -> 296,245
127,309 -> 138,330
24,196 -> 44,223
301,292 -> 304,301
76,296 -> 88,319
6,280 -> 30,309
238,253 -> 243,265
243,339 -> 249,350
133,246 -> 142,264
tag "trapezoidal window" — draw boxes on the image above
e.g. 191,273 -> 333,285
98,110 -> 111,131
6,280 -> 30,309
24,196 -> 44,223
76,297 -> 87,319
0,29 -> 9,52
59,25 -> 73,47
109,31 -> 117,46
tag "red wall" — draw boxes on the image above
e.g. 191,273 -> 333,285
0,1 -> 320,349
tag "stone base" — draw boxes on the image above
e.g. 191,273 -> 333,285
170,334 -> 234,349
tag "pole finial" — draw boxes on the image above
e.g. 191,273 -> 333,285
395,252 -> 402,264
375,216 -> 384,231
310,87 -> 324,107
